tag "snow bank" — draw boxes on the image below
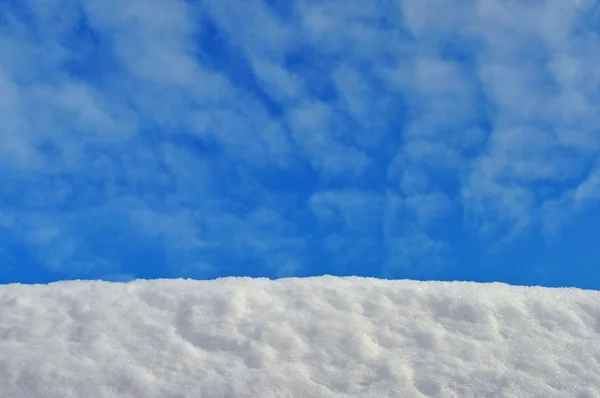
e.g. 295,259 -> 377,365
1,277 -> 599,397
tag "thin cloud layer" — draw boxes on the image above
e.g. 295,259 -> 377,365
1,0 -> 599,282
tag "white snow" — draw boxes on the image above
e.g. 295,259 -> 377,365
1,277 -> 599,397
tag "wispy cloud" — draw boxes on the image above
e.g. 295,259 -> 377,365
1,0 -> 599,282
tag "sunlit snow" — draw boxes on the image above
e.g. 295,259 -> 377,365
1,277 -> 599,397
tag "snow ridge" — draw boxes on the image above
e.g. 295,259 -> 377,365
1,277 -> 599,397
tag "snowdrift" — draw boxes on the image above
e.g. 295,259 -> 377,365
1,277 -> 599,397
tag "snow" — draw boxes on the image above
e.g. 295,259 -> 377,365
1,277 -> 599,397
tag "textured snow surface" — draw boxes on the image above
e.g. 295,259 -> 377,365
1,277 -> 600,397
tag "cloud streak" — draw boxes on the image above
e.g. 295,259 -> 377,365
1,0 -> 599,282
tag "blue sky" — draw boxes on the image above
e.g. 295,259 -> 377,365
1,0 -> 600,289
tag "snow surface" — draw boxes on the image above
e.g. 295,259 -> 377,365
1,277 -> 600,397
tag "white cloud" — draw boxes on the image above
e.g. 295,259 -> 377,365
404,192 -> 453,227
286,100 -> 371,177
384,232 -> 451,277
1,0 -> 599,278
575,162 -> 600,203
310,189 -> 382,232
393,0 -> 600,242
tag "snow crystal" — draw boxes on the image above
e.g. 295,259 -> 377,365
1,276 -> 599,397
